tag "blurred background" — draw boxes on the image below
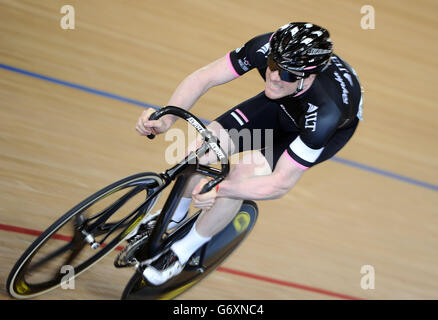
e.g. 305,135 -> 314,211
0,0 -> 437,299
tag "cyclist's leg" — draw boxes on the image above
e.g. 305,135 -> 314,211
195,149 -> 271,237
171,148 -> 271,265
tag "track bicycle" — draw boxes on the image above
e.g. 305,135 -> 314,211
7,106 -> 258,300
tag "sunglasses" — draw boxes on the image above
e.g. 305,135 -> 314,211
267,56 -> 305,82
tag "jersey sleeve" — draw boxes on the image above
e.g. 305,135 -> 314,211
227,33 -> 273,77
285,101 -> 342,169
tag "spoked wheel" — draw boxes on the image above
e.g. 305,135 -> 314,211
7,172 -> 163,299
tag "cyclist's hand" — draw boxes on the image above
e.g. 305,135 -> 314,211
136,108 -> 171,137
192,178 -> 217,211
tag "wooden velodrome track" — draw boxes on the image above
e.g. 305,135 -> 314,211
1,0 -> 437,300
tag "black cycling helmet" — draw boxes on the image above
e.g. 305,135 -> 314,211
269,22 -> 333,76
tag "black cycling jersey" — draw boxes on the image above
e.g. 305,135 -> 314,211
222,32 -> 363,169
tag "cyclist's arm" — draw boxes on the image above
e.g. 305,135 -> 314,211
217,152 -> 305,200
162,54 -> 239,127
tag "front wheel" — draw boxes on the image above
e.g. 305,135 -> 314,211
7,172 -> 163,299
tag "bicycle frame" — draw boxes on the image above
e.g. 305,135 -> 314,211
78,106 -> 229,256
131,106 -> 230,262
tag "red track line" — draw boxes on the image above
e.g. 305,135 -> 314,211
0,223 -> 362,300
217,266 -> 362,300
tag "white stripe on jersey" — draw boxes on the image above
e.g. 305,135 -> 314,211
231,112 -> 244,126
289,136 -> 324,163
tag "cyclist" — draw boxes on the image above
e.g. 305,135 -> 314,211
135,22 -> 363,285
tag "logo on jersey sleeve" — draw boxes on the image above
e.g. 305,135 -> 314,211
343,73 -> 354,86
304,103 -> 318,132
238,57 -> 251,72
331,55 -> 355,88
333,72 -> 350,104
256,42 -> 270,57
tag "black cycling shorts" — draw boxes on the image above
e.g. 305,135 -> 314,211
215,92 -> 359,170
